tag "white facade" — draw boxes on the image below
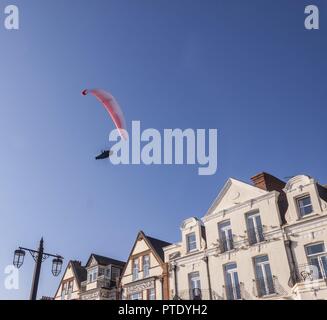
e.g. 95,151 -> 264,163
164,173 -> 327,300
283,175 -> 327,300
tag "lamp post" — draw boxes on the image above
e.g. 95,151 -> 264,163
13,237 -> 64,300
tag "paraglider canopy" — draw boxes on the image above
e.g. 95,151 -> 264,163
82,88 -> 127,140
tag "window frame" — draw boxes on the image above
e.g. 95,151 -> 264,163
296,195 -> 314,218
132,258 -> 139,281
147,288 -> 155,300
186,232 -> 197,253
223,262 -> 241,300
253,255 -> 275,297
87,267 -> 98,283
67,280 -> 73,299
111,266 -> 121,281
305,242 -> 327,280
130,292 -> 143,300
246,211 -> 264,245
61,282 -> 67,300
218,220 -> 234,252
188,271 -> 201,299
142,255 -> 150,278
105,267 -> 111,279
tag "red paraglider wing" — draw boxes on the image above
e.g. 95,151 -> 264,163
83,89 -> 127,140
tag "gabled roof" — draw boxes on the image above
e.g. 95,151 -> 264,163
146,235 -> 172,262
54,260 -> 87,298
121,231 -> 172,277
85,253 -> 125,268
70,260 -> 87,285
204,178 -> 268,217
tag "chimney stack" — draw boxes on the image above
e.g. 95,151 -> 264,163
251,172 -> 286,192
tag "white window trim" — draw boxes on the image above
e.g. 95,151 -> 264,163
255,258 -> 275,297
61,283 -> 67,300
132,258 -> 139,281
189,272 -> 201,299
224,264 -> 241,300
219,221 -> 234,252
148,288 -> 155,300
67,281 -> 73,299
130,292 -> 143,300
247,212 -> 264,244
306,243 -> 327,279
143,255 -> 150,278
186,233 -> 197,253
296,195 -> 313,218
87,267 -> 98,283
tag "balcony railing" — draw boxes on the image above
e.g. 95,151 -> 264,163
223,284 -> 242,300
294,263 -> 327,283
252,277 -> 277,298
219,238 -> 234,253
172,289 -> 223,300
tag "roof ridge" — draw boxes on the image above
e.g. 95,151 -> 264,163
146,235 -> 172,244
142,233 -> 172,263
89,253 -> 125,266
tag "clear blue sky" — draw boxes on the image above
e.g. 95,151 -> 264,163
0,0 -> 326,299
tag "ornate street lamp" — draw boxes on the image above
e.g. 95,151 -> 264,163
13,249 -> 25,268
13,238 -> 64,300
52,257 -> 63,277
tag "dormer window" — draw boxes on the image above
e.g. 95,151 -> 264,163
297,195 -> 313,217
186,232 -> 197,253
